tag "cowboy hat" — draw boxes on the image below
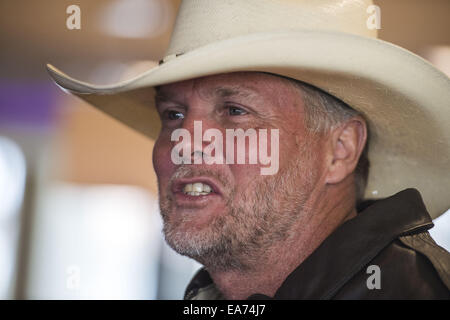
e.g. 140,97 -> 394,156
47,0 -> 450,218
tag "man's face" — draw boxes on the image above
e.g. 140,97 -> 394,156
153,72 -> 324,270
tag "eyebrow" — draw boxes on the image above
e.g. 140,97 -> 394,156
154,91 -> 181,105
213,86 -> 260,100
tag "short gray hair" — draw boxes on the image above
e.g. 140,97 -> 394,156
282,76 -> 370,205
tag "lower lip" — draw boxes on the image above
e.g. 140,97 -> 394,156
173,191 -> 222,208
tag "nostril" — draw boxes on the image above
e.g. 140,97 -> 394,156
191,150 -> 205,158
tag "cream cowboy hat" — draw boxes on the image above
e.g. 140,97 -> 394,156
47,0 -> 450,218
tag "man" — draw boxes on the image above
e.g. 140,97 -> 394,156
48,0 -> 450,299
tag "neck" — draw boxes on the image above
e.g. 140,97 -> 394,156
205,181 -> 357,300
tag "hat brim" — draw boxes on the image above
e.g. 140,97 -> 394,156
46,31 -> 450,218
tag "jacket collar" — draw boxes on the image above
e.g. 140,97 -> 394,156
264,188 -> 433,299
185,188 -> 434,300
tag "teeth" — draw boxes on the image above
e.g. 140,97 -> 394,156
183,182 -> 213,196
192,183 -> 203,192
203,184 -> 212,193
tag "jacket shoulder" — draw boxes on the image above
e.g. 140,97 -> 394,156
398,231 -> 450,290
333,231 -> 450,299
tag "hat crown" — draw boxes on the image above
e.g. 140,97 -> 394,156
166,0 -> 378,57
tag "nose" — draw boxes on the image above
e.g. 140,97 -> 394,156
191,150 -> 206,163
176,113 -> 220,164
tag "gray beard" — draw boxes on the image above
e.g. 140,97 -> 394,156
159,152 -> 315,273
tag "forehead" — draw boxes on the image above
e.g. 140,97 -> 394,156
156,72 -> 300,103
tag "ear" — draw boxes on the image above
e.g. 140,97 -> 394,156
325,117 -> 367,185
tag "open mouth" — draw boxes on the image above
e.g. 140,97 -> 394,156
182,182 -> 213,196
169,177 -> 227,212
172,177 -> 223,198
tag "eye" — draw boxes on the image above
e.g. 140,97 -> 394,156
164,110 -> 184,120
227,105 -> 248,116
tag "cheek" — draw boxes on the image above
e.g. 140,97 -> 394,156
152,136 -> 176,184
278,133 -> 294,166
228,164 -> 261,191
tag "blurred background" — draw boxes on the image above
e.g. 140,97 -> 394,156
0,0 -> 449,299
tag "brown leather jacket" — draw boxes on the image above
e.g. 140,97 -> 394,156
184,189 -> 450,299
